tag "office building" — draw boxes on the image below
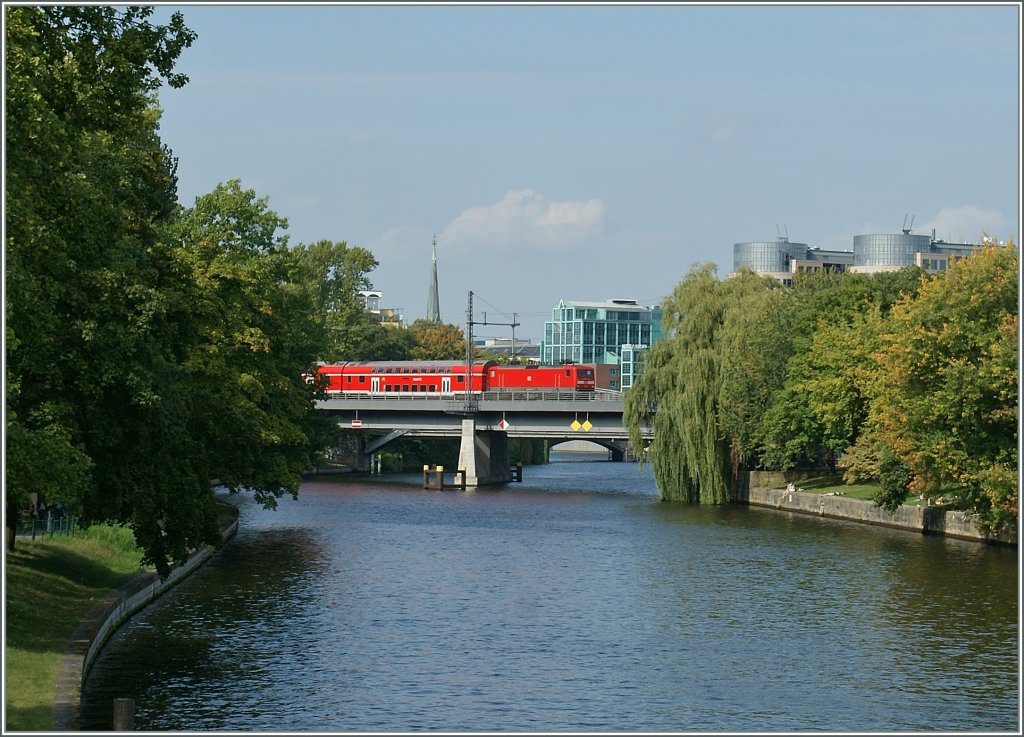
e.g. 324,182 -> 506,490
732,229 -> 993,284
732,237 -> 852,286
541,298 -> 662,366
850,230 -> 987,274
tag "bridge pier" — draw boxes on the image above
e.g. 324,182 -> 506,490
607,444 -> 625,462
458,418 -> 511,487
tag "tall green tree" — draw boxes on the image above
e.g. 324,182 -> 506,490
870,245 -> 1018,533
757,267 -> 927,469
716,281 -> 790,472
171,181 -> 337,514
290,239 -> 379,360
5,6 -> 200,565
5,9 -> 336,573
624,265 -> 775,502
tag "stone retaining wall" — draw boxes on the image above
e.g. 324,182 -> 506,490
52,518 -> 239,731
745,471 -> 1015,545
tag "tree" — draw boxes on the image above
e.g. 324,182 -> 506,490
716,280 -> 790,472
342,313 -> 416,361
757,267 -> 927,470
5,6 -> 201,565
624,265 -> 776,502
171,181 -> 337,515
408,320 -> 466,361
290,239 -> 379,361
870,245 -> 1018,533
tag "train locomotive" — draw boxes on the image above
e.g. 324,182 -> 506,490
307,361 -> 596,395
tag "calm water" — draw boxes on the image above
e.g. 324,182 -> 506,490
80,455 -> 1019,732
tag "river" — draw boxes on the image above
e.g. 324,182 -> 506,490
80,453 -> 1019,731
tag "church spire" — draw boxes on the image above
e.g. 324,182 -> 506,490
426,235 -> 441,322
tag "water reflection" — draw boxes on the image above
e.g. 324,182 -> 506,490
80,457 -> 1018,731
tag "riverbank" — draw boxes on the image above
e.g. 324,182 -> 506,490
3,501 -> 239,732
746,470 -> 1016,546
52,507 -> 240,730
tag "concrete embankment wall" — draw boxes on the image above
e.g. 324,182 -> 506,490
52,517 -> 239,731
745,471 -> 1015,546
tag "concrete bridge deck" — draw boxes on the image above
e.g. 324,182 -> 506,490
316,390 -> 652,484
316,390 -> 649,441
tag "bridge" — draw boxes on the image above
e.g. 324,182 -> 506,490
316,389 -> 653,486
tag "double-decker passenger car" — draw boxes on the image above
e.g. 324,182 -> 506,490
307,361 -> 596,394
310,361 -> 493,395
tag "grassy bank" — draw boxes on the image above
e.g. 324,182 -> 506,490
789,474 -> 966,508
4,524 -> 144,731
4,500 -> 239,732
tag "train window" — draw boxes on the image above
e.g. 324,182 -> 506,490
359,376 -> 366,383
457,376 -> 465,383
565,369 -> 571,376
346,377 -> 352,384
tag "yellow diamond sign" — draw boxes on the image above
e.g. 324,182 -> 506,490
571,419 -> 582,431
582,419 -> 592,431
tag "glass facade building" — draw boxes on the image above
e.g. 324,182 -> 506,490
852,233 -> 932,268
733,238 -> 853,285
541,299 -> 662,366
619,344 -> 648,390
733,238 -> 809,273
850,233 -> 987,274
733,231 -> 993,281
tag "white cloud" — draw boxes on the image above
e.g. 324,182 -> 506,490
708,118 -> 745,144
919,205 -> 1012,243
440,190 -> 605,251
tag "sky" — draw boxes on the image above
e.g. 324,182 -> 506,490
150,2 -> 1022,342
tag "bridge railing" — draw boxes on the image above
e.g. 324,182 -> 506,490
319,389 -> 623,404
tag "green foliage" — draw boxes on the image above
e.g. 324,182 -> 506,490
171,180 -> 337,511
4,9 -> 335,576
716,284 -> 791,470
757,267 -> 928,470
625,265 -> 776,502
875,448 -> 911,513
871,245 -> 1018,533
346,314 -> 417,360
5,6 -> 208,574
289,239 -> 381,360
629,253 -> 1016,531
407,319 -> 466,360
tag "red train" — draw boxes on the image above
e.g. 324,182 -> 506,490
307,361 -> 596,395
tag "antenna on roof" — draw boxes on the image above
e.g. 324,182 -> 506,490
902,214 -> 915,235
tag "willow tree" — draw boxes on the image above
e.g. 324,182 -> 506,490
625,264 -> 777,502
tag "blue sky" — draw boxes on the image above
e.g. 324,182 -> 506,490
152,3 -> 1021,341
